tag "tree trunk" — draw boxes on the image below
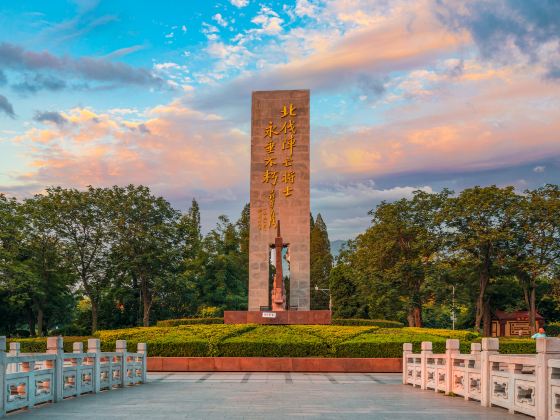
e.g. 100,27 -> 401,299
407,312 -> 414,327
475,268 -> 490,333
91,300 -> 98,333
482,300 -> 492,337
141,275 -> 152,327
413,306 -> 423,327
28,309 -> 36,337
406,306 -> 423,327
37,308 -> 44,338
529,283 -> 537,334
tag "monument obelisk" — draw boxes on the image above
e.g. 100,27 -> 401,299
249,90 -> 310,311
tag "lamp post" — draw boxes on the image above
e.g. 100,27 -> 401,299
314,285 -> 332,311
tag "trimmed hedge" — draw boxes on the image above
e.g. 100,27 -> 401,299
7,336 -> 90,353
156,318 -> 224,327
218,326 -> 328,357
5,325 -> 537,358
332,319 -> 404,328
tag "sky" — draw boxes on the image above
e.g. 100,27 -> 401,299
0,0 -> 559,240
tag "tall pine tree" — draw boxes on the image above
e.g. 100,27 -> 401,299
310,213 -> 333,309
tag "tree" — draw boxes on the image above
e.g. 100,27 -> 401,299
442,186 -> 519,335
310,213 -> 333,309
110,185 -> 182,326
46,186 -> 114,333
347,190 -> 449,326
19,196 -> 73,336
512,185 -> 560,333
0,194 -> 29,335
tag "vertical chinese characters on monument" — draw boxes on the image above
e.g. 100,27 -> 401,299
259,103 -> 297,230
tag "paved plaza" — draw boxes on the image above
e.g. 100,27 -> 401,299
11,372 -> 525,419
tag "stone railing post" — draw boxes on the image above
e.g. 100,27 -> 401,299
536,338 -> 560,420
8,342 -> 20,373
420,341 -> 433,390
470,343 -> 481,357
480,337 -> 499,407
73,342 -> 83,354
445,339 -> 460,395
138,343 -> 147,383
116,340 -> 127,387
1,336 -> 6,417
87,339 -> 101,393
402,343 -> 412,385
46,336 -> 64,403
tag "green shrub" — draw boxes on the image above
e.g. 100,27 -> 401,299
218,326 -> 329,357
495,338 -> 536,354
7,336 -> 90,353
332,319 -> 404,328
4,325 -> 537,358
156,318 -> 224,327
402,327 -> 479,341
545,322 -> 560,337
288,325 -> 378,347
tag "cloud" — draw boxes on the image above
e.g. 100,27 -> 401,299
251,6 -> 284,35
12,74 -> 67,93
436,0 -> 560,78
0,42 -> 163,87
194,5 -> 464,108
212,13 -> 228,28
311,71 -> 560,183
10,103 -> 248,210
0,70 -> 6,86
295,0 -> 317,18
103,44 -> 146,59
33,111 -> 68,126
533,165 -> 545,173
312,183 -> 433,239
230,0 -> 249,8
0,94 -> 15,118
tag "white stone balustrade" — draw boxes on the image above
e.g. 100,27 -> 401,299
403,337 -> 560,419
0,336 -> 147,417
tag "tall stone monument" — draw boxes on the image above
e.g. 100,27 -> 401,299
224,89 -> 330,324
249,90 -> 310,311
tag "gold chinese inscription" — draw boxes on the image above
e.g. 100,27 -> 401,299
259,103 -> 297,230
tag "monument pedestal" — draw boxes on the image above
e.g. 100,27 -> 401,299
224,310 -> 331,325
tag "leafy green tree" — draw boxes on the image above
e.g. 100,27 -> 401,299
110,185 -> 182,326
329,242 -> 368,318
348,190 -> 449,326
45,186 -> 114,332
310,213 -> 333,309
442,186 -> 519,335
0,194 -> 29,334
18,196 -> 73,336
511,185 -> 560,332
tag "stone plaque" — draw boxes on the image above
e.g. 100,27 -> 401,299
249,90 -> 310,311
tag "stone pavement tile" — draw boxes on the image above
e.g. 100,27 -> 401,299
10,373 -> 526,419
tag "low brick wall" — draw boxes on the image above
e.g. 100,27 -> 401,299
148,357 -> 402,373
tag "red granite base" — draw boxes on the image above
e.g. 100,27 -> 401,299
224,310 -> 331,324
148,357 -> 402,373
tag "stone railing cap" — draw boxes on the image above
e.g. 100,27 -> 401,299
421,341 -> 433,351
481,337 -> 499,351
47,336 -> 63,350
446,339 -> 460,350
403,343 -> 413,351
